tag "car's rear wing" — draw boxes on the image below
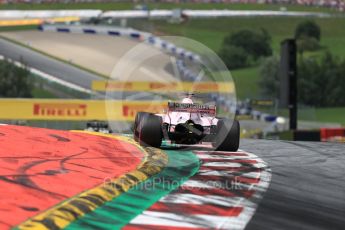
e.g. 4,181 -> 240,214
168,102 -> 216,115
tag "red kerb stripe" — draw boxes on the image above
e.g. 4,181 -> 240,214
192,175 -> 260,184
148,202 -> 243,217
175,186 -> 255,198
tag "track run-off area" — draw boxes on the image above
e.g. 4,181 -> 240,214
0,124 -> 271,230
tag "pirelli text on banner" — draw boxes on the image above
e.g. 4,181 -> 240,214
92,81 -> 234,93
0,99 -> 167,121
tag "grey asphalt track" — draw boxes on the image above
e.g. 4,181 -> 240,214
241,139 -> 345,230
0,38 -> 102,89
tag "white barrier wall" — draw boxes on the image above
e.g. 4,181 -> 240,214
0,10 -> 102,19
181,9 -> 330,18
0,9 -> 330,19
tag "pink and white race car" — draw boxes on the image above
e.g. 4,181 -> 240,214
134,96 -> 240,151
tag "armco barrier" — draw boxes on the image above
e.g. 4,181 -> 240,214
92,80 -> 234,93
0,99 -> 167,121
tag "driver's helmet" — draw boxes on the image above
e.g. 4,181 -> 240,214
182,97 -> 193,104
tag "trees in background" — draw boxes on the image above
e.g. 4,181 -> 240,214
258,20 -> 339,107
219,29 -> 272,70
295,20 -> 321,41
258,56 -> 280,99
0,59 -> 32,98
295,20 -> 322,54
298,52 -> 345,107
218,45 -> 248,69
259,52 -> 345,107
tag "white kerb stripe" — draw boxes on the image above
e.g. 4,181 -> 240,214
202,162 -> 243,167
160,194 -> 246,207
130,211 -> 250,230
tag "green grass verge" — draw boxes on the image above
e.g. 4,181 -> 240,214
0,2 -> 338,13
231,67 -> 259,100
31,87 -> 58,98
264,107 -> 345,125
0,25 -> 37,32
212,67 -> 259,100
313,107 -> 345,125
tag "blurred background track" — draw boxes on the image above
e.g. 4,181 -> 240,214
0,37 -> 101,90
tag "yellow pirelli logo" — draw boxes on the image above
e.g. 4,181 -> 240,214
33,103 -> 87,117
121,103 -> 165,120
92,81 -> 234,93
0,17 -> 80,27
0,99 -> 167,121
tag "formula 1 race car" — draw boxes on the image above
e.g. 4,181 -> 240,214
133,96 -> 240,151
85,120 -> 112,134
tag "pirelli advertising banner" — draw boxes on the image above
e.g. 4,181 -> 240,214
0,99 -> 167,121
92,81 -> 234,93
0,17 -> 80,27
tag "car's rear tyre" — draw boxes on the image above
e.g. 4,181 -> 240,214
138,113 -> 163,148
214,119 -> 240,152
134,112 -> 148,142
